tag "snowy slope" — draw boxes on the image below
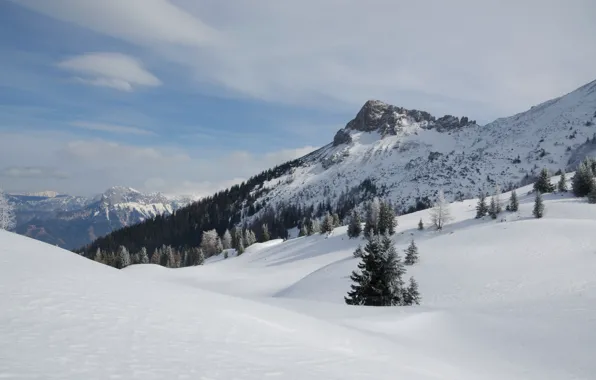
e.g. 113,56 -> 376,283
4,175 -> 595,379
247,79 -> 596,220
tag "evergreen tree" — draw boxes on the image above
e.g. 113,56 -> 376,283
557,171 -> 568,192
299,222 -> 308,237
347,210 -> 362,238
533,192 -> 544,218
150,248 -> 161,264
261,224 -> 270,242
588,181 -> 596,204
224,250 -> 229,259
353,245 -> 364,258
534,168 -> 555,193
489,196 -> 498,219
572,159 -> 595,197
94,248 -> 103,264
139,247 -> 149,264
378,201 -> 396,236
197,248 -> 205,265
222,229 -> 233,249
495,186 -> 502,214
509,190 -> 519,212
404,277 -> 421,306
321,212 -> 334,234
404,240 -> 419,265
232,228 -> 244,252
364,198 -> 381,239
244,229 -> 257,246
332,213 -> 340,228
418,218 -> 424,230
117,246 -> 131,269
0,189 -> 16,231
345,235 -> 407,306
310,219 -> 321,234
475,191 -> 488,218
201,229 -> 222,257
430,190 -> 452,230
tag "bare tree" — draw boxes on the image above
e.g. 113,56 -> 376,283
429,190 -> 453,230
0,189 -> 16,231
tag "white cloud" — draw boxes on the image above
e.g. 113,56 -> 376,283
0,131 -> 319,196
58,52 -> 161,91
69,121 -> 155,136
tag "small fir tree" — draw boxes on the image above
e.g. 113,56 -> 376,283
117,246 -> 131,269
378,201 -> 397,236
261,224 -> 270,242
347,210 -> 362,238
475,192 -> 488,219
321,212 -> 334,234
509,190 -> 519,212
332,213 -> 341,228
299,222 -> 308,237
404,240 -> 419,265
533,192 -> 544,218
222,229 -> 233,249
139,247 -> 149,264
587,180 -> 596,204
418,218 -> 424,230
572,159 -> 595,197
534,168 -> 555,193
489,196 -> 498,219
404,277 -> 421,306
557,171 -> 568,192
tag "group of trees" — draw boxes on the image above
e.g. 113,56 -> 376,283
345,197 -> 421,307
572,158 -> 596,202
0,189 -> 16,231
345,234 -> 420,307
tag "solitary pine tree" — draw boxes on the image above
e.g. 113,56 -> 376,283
534,168 -> 555,193
404,277 -> 421,306
347,210 -> 362,238
475,191 -> 488,218
404,240 -> 419,265
509,190 -> 519,212
378,201 -> 396,236
557,171 -> 568,192
418,218 -> 424,230
321,212 -> 334,234
572,159 -> 595,197
489,196 -> 498,219
533,192 -> 544,218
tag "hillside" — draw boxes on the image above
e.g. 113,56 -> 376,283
2,176 -> 596,379
10,187 -> 191,249
81,78 -> 596,256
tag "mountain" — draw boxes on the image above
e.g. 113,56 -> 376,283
80,79 -> 596,255
2,175 -> 596,379
11,186 -> 191,249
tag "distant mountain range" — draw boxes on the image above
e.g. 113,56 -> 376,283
8,187 -> 196,249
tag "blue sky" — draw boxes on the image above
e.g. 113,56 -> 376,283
1,0 -> 595,196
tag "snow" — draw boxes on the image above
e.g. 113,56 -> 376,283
2,177 -> 596,379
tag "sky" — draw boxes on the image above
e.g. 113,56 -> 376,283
1,0 -> 595,197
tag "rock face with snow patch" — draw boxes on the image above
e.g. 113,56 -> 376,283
12,187 -> 189,249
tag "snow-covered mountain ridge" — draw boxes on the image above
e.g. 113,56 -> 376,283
252,79 -> 596,217
10,186 -> 194,249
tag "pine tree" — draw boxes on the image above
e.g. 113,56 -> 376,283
475,191 -> 488,219
139,247 -> 149,264
509,190 -> 519,212
430,190 -> 452,230
353,245 -> 364,258
364,198 -> 381,239
404,240 -> 419,265
345,235 -> 407,306
378,201 -> 396,236
94,248 -> 104,264
261,224 -> 270,242
299,222 -> 308,237
310,219 -> 321,234
150,248 -> 161,264
557,171 -> 568,192
418,218 -> 424,230
347,210 -> 362,238
197,248 -> 205,265
495,186 -> 502,214
224,250 -> 229,259
222,229 -> 232,249
572,159 -> 595,197
117,246 -> 131,269
321,212 -> 334,234
587,180 -> 596,204
534,168 -> 555,193
332,213 -> 340,228
533,191 -> 544,218
489,196 -> 498,219
404,277 -> 421,306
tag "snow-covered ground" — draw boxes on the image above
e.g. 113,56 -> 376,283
2,177 -> 596,379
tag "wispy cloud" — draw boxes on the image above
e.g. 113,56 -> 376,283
57,52 -> 161,92
0,166 -> 69,179
69,121 -> 156,136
